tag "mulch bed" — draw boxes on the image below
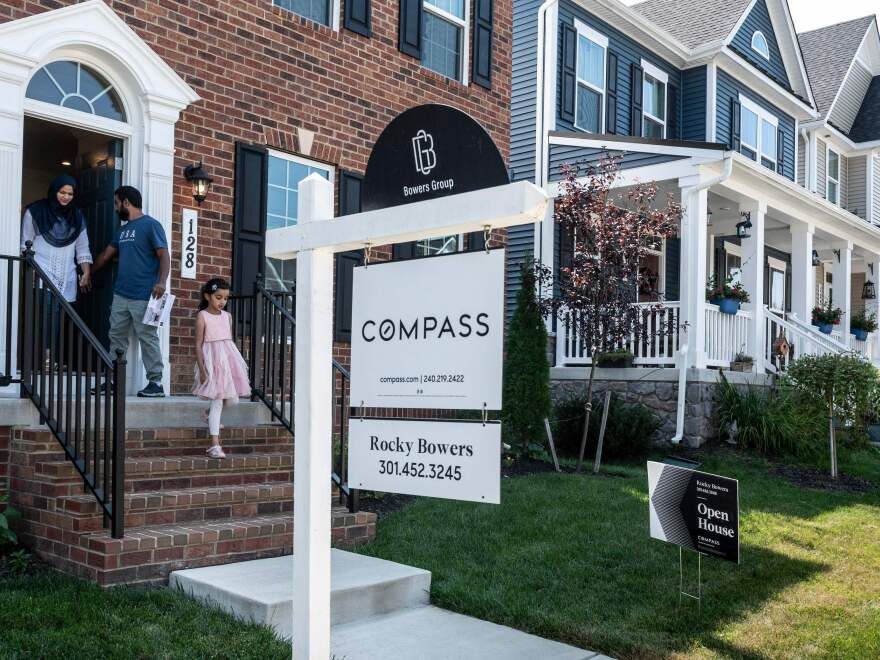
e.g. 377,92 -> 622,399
769,463 -> 876,494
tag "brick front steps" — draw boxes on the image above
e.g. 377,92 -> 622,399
9,426 -> 376,586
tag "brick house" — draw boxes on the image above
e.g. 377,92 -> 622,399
0,0 -> 511,584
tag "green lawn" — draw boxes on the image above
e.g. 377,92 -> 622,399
356,448 -> 880,659
0,572 -> 290,660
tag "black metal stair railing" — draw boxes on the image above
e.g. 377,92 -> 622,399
2,244 -> 126,538
229,276 -> 359,512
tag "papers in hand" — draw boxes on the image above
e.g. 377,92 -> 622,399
143,292 -> 175,327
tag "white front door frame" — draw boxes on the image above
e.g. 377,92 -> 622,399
0,0 -> 198,394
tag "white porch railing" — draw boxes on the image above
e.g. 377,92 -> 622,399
764,308 -> 850,372
704,304 -> 752,367
555,302 -> 680,366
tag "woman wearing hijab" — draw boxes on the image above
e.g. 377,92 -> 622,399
20,174 -> 92,301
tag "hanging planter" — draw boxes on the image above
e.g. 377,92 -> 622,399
850,312 -> 877,342
706,275 -> 750,315
812,306 -> 842,335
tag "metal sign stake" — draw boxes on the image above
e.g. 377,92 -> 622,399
678,547 -> 703,614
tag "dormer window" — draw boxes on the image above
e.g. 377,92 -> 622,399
751,31 -> 770,60
574,20 -> 607,134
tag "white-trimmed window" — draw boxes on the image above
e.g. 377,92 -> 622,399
768,256 -> 787,312
740,95 -> 778,171
423,0 -> 469,82
273,0 -> 337,29
416,234 -> 460,256
574,20 -> 607,133
827,146 -> 840,205
265,151 -> 335,291
751,31 -> 770,60
724,241 -> 743,286
641,60 -> 667,139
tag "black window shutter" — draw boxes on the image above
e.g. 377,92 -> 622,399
776,129 -> 784,174
472,0 -> 493,89
667,83 -> 678,140
559,224 -> 574,280
630,63 -> 643,136
730,99 -> 741,151
559,23 -> 577,124
664,237 -> 680,301
399,0 -> 422,59
605,52 -> 618,134
468,230 -> 485,251
232,143 -> 268,296
344,0 -> 371,37
335,170 -> 364,342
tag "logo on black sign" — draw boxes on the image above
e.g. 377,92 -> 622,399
412,129 -> 437,175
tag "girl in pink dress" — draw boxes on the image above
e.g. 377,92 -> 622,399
193,278 -> 251,458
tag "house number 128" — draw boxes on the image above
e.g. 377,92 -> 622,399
181,209 -> 198,279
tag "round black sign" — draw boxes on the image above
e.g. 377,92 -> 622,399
361,104 -> 509,212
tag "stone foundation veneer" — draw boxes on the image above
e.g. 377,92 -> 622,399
550,368 -> 774,447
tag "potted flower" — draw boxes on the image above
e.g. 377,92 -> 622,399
706,275 -> 750,315
729,352 -> 753,372
850,312 -> 877,342
596,348 -> 635,368
811,305 -> 842,335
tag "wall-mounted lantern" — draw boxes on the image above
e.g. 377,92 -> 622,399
862,281 -> 876,300
184,161 -> 213,206
812,249 -> 821,267
735,211 -> 752,240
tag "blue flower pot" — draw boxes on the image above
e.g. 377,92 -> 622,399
719,298 -> 741,315
852,328 -> 869,342
709,297 -> 722,306
818,323 -> 833,335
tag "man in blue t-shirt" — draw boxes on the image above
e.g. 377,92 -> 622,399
91,186 -> 171,397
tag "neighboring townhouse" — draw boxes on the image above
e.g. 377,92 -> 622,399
509,0 -> 880,392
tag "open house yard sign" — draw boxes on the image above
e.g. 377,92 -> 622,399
348,249 -> 505,504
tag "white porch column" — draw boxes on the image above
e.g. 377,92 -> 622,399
292,174 -> 335,660
678,181 -> 709,368
741,201 -> 766,373
865,252 -> 880,361
832,241 -> 853,336
790,223 -> 815,322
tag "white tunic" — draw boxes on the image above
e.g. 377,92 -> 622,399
20,209 -> 93,302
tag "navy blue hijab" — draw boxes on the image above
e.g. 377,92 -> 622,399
26,175 -> 86,248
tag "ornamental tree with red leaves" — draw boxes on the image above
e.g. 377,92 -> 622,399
536,157 -> 683,472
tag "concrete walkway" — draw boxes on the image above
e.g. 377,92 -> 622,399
170,551 -> 607,660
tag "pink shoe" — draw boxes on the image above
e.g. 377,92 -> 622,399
206,445 -> 226,459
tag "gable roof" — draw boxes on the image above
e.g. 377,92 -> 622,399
631,0 -> 752,50
848,76 -> 880,142
798,15 -> 875,118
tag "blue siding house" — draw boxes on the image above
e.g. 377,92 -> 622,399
508,0 -> 880,415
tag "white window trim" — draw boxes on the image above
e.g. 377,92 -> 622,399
751,31 -> 770,61
573,19 -> 607,133
826,144 -> 840,206
641,59 -> 668,139
273,0 -> 341,31
739,94 -> 778,168
424,0 -> 471,85
266,149 -> 336,229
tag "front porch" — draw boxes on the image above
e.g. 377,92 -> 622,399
545,140 -> 880,374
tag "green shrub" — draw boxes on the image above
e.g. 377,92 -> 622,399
714,374 -> 826,458
502,263 -> 551,454
0,495 -> 21,548
783,353 -> 879,427
552,392 -> 658,460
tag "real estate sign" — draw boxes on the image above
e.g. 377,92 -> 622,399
348,419 -> 501,503
647,461 -> 740,563
350,249 -> 504,410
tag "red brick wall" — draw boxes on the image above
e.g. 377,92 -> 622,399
0,426 -> 9,508
1,0 -> 512,393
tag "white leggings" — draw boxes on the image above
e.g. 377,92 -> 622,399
207,399 -> 224,437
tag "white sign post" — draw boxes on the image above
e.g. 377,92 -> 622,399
287,175 -> 547,660
350,250 -> 504,410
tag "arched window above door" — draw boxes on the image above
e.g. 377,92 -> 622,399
26,61 -> 126,123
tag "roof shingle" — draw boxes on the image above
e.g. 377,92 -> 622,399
798,15 -> 875,118
631,0 -> 751,50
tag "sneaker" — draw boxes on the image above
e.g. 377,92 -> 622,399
206,445 -> 226,459
90,381 -> 114,395
137,382 -> 165,398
